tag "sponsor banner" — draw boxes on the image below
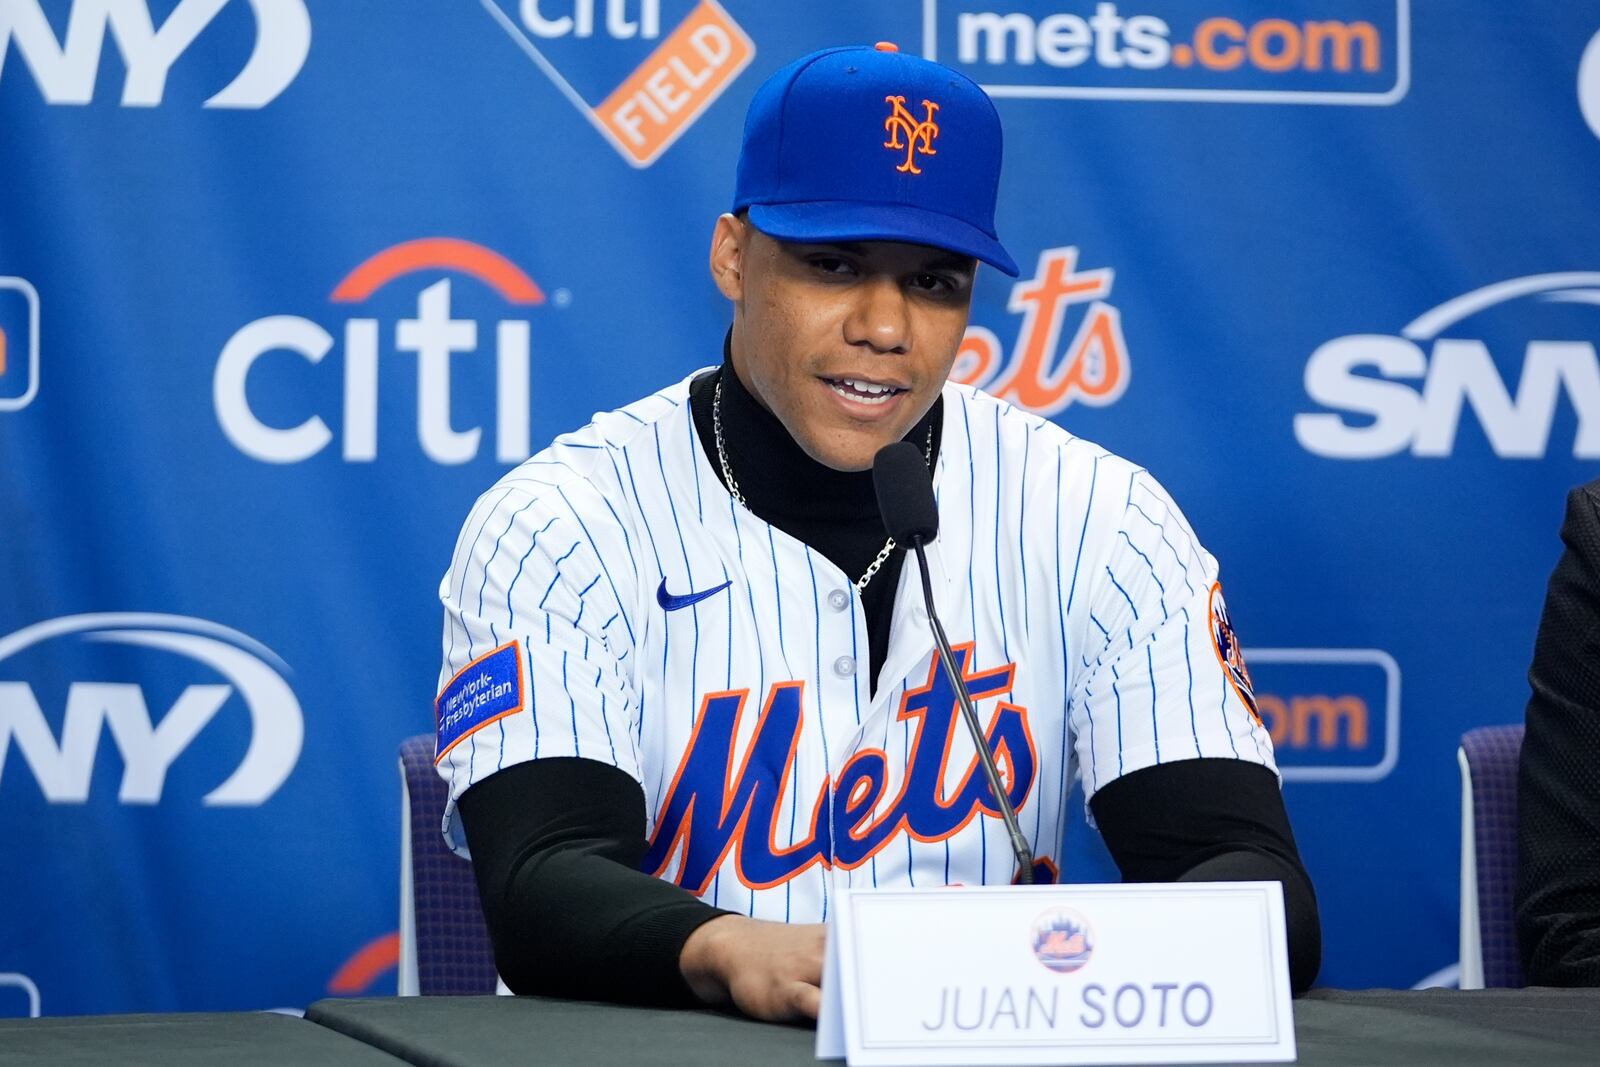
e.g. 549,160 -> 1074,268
922,0 -> 1407,103
5,0 -> 1600,1016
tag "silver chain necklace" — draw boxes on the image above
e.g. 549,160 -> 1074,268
714,376 -> 933,593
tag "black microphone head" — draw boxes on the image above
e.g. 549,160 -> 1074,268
873,441 -> 939,545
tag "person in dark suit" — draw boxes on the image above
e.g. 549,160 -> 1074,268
1518,478 -> 1600,985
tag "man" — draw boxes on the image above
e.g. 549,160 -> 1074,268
1518,478 -> 1600,985
436,44 -> 1320,1022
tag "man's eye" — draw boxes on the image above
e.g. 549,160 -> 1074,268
913,272 -> 957,293
810,257 -> 855,275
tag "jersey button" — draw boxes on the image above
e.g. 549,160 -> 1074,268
827,589 -> 850,612
833,655 -> 856,677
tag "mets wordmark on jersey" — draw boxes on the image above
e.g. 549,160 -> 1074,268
436,372 -> 1275,921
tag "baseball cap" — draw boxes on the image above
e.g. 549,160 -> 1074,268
733,43 -> 1019,277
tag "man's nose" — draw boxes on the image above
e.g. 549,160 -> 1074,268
843,275 -> 910,354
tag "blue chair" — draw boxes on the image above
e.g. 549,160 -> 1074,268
1457,724 -> 1526,989
398,734 -> 499,995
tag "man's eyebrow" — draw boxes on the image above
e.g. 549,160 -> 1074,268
815,242 -> 976,272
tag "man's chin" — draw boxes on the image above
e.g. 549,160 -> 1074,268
795,432 -> 889,474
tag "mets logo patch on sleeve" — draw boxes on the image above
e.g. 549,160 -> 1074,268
1207,582 -> 1261,724
435,642 -> 525,763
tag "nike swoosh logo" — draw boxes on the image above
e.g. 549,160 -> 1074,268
657,577 -> 732,611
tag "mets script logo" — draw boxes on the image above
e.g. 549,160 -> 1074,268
643,644 -> 1036,892
1207,583 -> 1259,723
950,246 -> 1130,416
1032,908 -> 1094,974
884,95 -> 940,174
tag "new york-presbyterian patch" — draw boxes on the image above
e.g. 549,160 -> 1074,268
435,642 -> 525,762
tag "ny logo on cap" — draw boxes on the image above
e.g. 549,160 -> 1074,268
883,95 -> 940,174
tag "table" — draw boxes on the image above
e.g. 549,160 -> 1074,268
0,1009 -> 406,1066
303,988 -> 1600,1066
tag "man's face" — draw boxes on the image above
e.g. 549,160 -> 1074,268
710,214 -> 976,472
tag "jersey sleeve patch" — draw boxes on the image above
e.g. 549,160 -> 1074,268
1207,582 -> 1261,725
435,641 -> 525,763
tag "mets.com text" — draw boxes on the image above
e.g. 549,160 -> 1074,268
955,4 -> 1383,74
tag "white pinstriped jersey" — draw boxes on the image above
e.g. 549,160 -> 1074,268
435,370 -> 1276,921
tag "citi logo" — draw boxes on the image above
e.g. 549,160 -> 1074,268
215,238 -> 546,465
0,614 -> 303,805
951,246 -> 1129,417
0,0 -> 310,108
1295,273 -> 1600,460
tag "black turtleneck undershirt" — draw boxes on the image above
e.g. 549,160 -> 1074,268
456,352 -> 1323,1007
685,355 -> 941,689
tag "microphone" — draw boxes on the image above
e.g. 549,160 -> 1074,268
872,441 -> 1036,885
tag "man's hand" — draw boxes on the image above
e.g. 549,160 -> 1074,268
679,914 -> 826,1023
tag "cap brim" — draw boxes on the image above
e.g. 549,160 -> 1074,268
747,201 -> 1019,277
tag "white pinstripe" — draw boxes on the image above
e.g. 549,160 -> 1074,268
436,370 -> 1276,918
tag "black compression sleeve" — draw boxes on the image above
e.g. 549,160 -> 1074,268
1089,759 -> 1322,995
456,757 -> 732,1005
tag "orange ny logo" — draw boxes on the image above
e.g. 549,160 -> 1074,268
883,95 -> 940,174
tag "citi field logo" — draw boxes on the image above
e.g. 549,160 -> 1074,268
0,0 -> 310,108
923,0 -> 1407,105
951,246 -> 1129,417
1295,273 -> 1600,460
480,0 -> 754,167
0,614 -> 303,805
1246,649 -> 1399,782
0,277 -> 40,412
215,238 -> 547,465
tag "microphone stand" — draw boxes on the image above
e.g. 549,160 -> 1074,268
910,537 -> 1036,885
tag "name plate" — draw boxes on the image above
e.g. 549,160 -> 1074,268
816,883 -> 1295,1066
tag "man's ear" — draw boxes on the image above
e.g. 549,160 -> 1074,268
709,213 -> 746,301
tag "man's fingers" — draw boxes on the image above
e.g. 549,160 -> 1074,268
793,981 -> 823,1021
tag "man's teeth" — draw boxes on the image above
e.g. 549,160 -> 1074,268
829,379 -> 901,404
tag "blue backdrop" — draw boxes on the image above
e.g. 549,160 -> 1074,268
3,0 -> 1598,1016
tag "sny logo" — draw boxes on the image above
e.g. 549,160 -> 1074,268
883,95 -> 940,174
644,644 -> 1037,892
0,614 -> 303,805
482,0 -> 754,167
1296,272 -> 1600,459
0,277 -> 40,412
951,246 -> 1130,417
215,238 -> 547,465
0,0 -> 310,108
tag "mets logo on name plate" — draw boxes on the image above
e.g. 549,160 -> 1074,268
1032,908 -> 1095,974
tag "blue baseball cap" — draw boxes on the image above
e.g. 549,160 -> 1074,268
733,43 -> 1019,277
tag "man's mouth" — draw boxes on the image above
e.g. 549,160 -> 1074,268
822,377 -> 909,406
